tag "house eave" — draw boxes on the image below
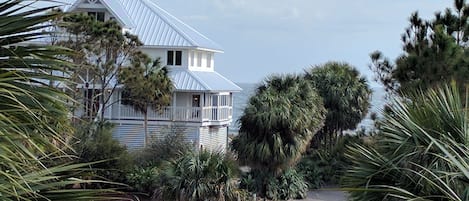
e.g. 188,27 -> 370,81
141,45 -> 224,53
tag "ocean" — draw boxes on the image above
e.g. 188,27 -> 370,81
229,83 -> 386,134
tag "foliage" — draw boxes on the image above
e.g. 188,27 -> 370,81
73,121 -> 131,183
342,84 -> 469,200
118,52 -> 173,146
132,128 -> 193,168
0,0 -> 122,199
125,166 -> 159,195
57,12 -> 143,120
156,150 -> 245,201
266,169 -> 308,200
297,135 -> 364,189
305,62 -> 371,148
370,0 -> 469,94
231,75 -> 326,174
240,169 -> 308,200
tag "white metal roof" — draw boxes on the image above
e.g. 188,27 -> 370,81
67,0 -> 223,52
169,68 -> 241,92
66,0 -> 135,28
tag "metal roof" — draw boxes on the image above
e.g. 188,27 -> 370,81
67,0 -> 223,52
66,0 -> 135,28
169,69 -> 241,92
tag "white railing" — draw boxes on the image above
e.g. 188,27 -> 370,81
202,106 -> 232,122
109,105 -> 232,122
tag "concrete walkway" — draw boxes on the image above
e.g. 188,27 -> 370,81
294,188 -> 348,201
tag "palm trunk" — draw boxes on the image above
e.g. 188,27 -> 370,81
144,110 -> 148,147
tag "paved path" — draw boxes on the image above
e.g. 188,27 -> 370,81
294,188 -> 348,201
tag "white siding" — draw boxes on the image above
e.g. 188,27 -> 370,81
113,123 -> 199,149
199,126 -> 227,152
141,48 -> 188,69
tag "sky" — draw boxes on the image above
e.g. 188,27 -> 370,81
153,0 -> 452,86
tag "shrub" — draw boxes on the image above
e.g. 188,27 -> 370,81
73,121 -> 131,183
266,169 -> 308,200
342,84 -> 469,200
133,127 -> 192,168
125,166 -> 159,195
240,169 -> 308,200
156,150 -> 244,201
297,135 -> 364,188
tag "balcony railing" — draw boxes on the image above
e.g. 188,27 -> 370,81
108,105 -> 232,122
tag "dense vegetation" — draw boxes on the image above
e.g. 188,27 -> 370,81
343,84 -> 469,200
0,0 -> 121,199
5,0 -> 469,200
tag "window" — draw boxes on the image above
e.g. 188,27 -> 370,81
88,12 -> 105,22
197,52 -> 202,67
207,53 -> 212,68
190,51 -> 195,67
167,50 -> 182,66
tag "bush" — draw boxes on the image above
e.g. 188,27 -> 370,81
240,169 -> 308,200
125,126 -> 193,196
297,135 -> 364,188
73,121 -> 131,183
266,169 -> 308,200
132,127 -> 192,168
342,84 -> 469,200
156,150 -> 244,201
125,166 -> 159,195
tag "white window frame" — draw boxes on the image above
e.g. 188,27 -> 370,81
206,53 -> 212,68
197,52 -> 202,67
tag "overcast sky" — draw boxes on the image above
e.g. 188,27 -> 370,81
153,0 -> 452,85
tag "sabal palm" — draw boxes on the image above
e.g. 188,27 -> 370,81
231,75 -> 326,174
342,84 -> 469,201
119,52 -> 173,146
0,0 -> 120,200
305,62 -> 371,147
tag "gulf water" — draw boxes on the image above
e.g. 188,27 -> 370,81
229,83 -> 386,134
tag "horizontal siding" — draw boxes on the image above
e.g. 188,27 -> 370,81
114,123 -> 199,149
199,126 -> 227,152
114,124 -> 145,149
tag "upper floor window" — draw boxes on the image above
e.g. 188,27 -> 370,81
190,51 -> 195,67
197,52 -> 202,67
206,53 -> 212,68
88,11 -> 105,22
167,50 -> 182,66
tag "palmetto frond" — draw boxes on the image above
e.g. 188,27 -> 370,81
342,84 -> 469,201
0,0 -> 123,200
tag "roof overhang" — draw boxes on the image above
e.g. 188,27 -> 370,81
169,68 -> 241,92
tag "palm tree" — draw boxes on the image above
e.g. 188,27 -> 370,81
0,0 -> 121,199
305,62 -> 371,148
119,52 -> 173,146
342,84 -> 469,201
231,75 -> 326,174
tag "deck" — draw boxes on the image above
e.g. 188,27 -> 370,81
103,105 -> 233,123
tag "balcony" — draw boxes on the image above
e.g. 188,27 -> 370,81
108,105 -> 233,123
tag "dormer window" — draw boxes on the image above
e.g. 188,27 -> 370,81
88,11 -> 105,22
207,53 -> 212,68
167,50 -> 182,66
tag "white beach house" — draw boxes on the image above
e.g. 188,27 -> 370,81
65,0 -> 241,150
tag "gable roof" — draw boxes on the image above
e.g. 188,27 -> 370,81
169,68 -> 241,92
67,0 -> 223,52
66,0 -> 135,29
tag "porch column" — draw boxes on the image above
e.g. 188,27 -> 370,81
172,93 -> 176,121
117,91 -> 121,120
